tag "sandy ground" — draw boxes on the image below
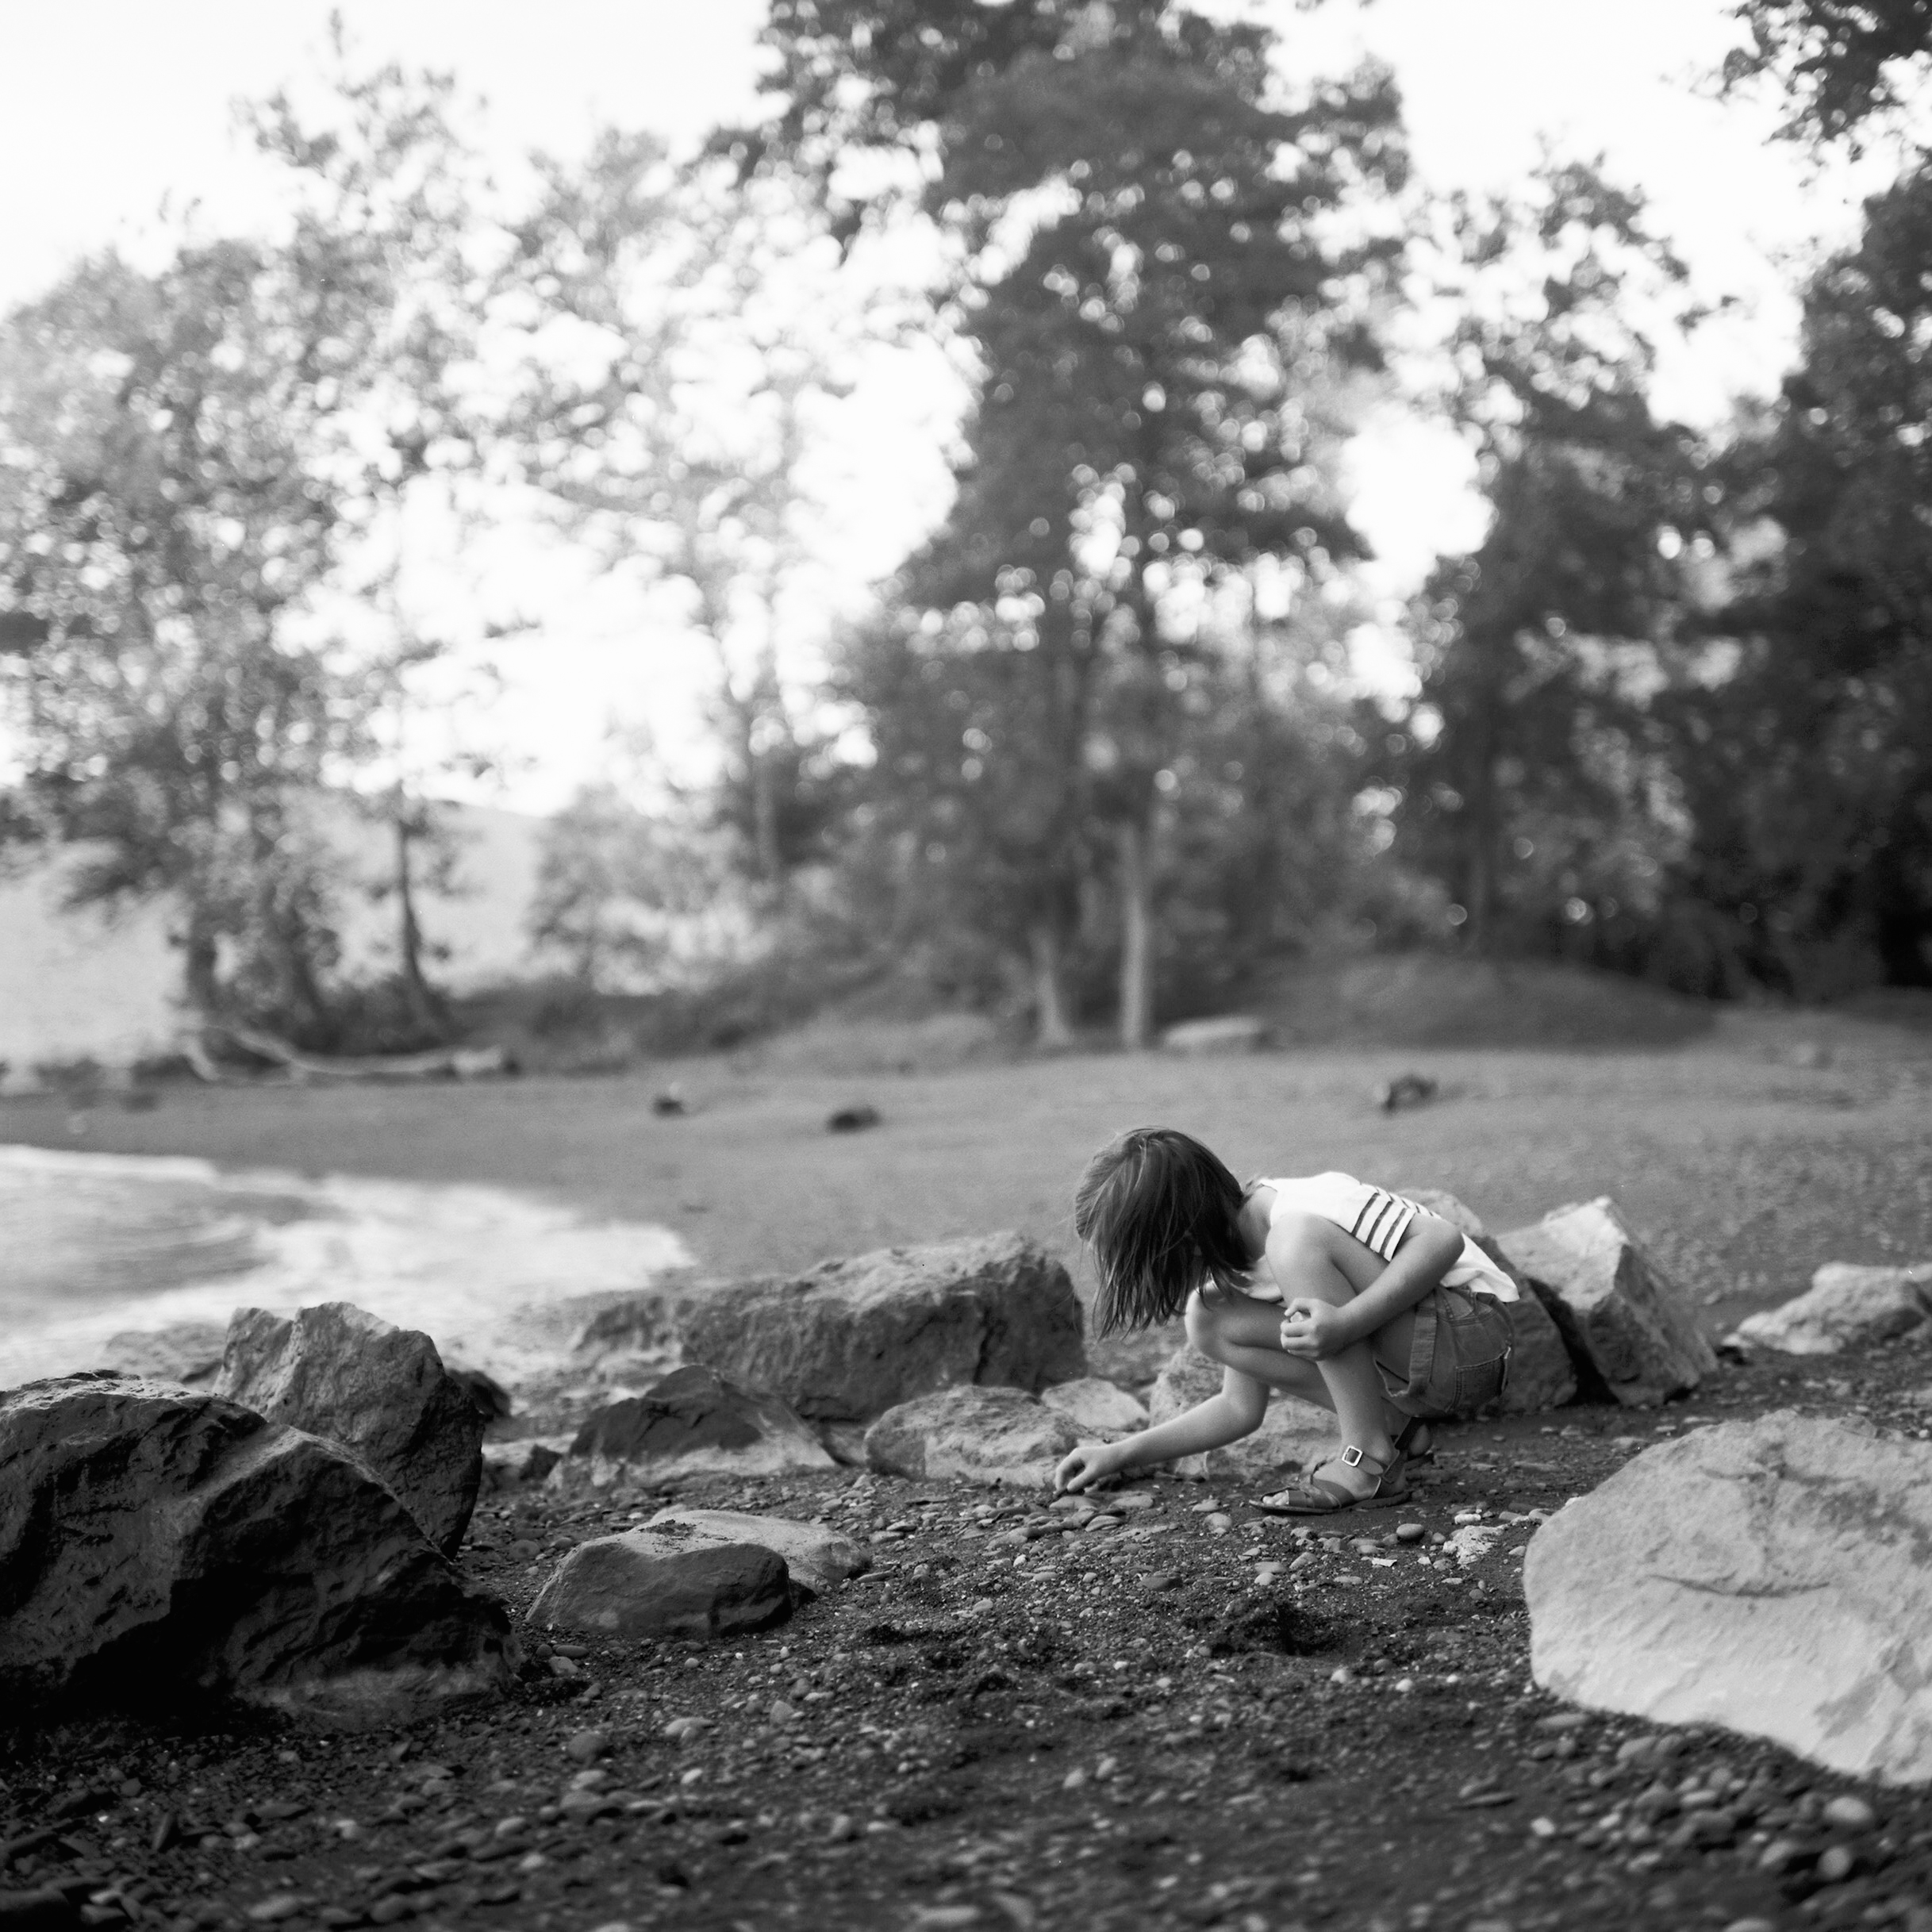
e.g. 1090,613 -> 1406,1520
6,1004 -> 1929,1330
5,1005 -> 1932,1932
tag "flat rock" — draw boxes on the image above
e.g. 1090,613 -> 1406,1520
574,1232 -> 1085,1425
1159,1014 -> 1269,1055
528,1529 -> 791,1641
1527,1411 -> 1932,1784
644,1508 -> 870,1596
98,1322 -> 228,1385
863,1385 -> 1079,1486
1496,1198 -> 1715,1406
1734,1262 -> 1932,1356
560,1365 -> 833,1489
0,1373 -> 515,1727
1040,1377 -> 1148,1435
1147,1346 -> 1332,1480
216,1303 -> 484,1557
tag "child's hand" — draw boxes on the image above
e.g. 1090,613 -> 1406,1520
1277,1297 -> 1346,1359
1054,1441 -> 1119,1493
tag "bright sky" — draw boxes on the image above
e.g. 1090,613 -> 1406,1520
0,0 -> 1902,812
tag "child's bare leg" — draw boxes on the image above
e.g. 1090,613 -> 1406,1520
1269,1215 -> 1414,1499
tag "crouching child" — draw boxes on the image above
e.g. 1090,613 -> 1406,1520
1054,1127 -> 1519,1511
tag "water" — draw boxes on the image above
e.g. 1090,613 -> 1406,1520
0,1143 -> 693,1389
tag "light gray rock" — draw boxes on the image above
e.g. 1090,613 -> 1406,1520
645,1508 -> 870,1596
559,1365 -> 833,1489
863,1385 -> 1079,1487
529,1528 -> 791,1641
1159,1015 -> 1269,1055
1527,1411 -> 1932,1785
1734,1262 -> 1932,1356
1083,1319 -> 1185,1391
1041,1377 -> 1148,1435
1396,1187 -> 1485,1236
1146,1346 -> 1332,1480
1496,1198 -> 1715,1406
216,1302 -> 484,1556
98,1322 -> 228,1385
0,1373 -> 515,1727
575,1232 -> 1085,1424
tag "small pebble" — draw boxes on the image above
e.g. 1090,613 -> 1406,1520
1817,1845 -> 1856,1882
1822,1794 -> 1876,1830
565,1728 -> 611,1764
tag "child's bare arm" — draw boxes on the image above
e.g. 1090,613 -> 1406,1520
1276,1211 -> 1465,1359
1055,1367 -> 1266,1491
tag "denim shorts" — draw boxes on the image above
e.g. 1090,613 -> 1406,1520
1379,1285 -> 1515,1420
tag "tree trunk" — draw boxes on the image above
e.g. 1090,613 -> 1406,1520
1462,710 -> 1500,955
1116,813 -> 1155,1050
751,747 -> 785,897
394,813 -> 447,1035
1027,915 -> 1077,1051
182,911 -> 221,1016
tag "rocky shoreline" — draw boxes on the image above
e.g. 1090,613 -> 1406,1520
7,1342 -> 1932,1932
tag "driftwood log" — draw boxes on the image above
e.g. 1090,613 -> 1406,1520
192,1020 -> 513,1084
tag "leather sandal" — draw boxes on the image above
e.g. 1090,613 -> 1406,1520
1254,1443 -> 1410,1515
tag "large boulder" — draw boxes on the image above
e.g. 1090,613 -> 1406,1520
1734,1262 -> 1932,1356
215,1303 -> 483,1557
529,1529 -> 791,1642
1041,1377 -> 1148,1436
576,1232 -> 1085,1424
864,1385 -> 1079,1487
0,1374 -> 515,1727
1396,1189 -> 1577,1412
645,1508 -> 870,1596
1496,1199 -> 1715,1406
1145,1346 -> 1333,1480
98,1322 -> 227,1386
1527,1412 -> 1932,1785
559,1365 -> 833,1491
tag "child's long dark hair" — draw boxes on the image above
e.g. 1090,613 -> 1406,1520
1074,1127 -> 1252,1335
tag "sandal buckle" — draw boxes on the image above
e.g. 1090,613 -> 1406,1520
1339,1445 -> 1364,1468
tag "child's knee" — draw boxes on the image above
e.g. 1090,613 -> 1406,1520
1266,1210 -> 1341,1288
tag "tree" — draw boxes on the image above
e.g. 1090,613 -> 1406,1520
0,246 -> 355,1024
500,135 -> 878,905
1669,162 -> 1932,989
1394,163 -> 1711,957
528,780 -> 743,992
1721,1 -> 1932,149
0,47 -> 486,1039
778,0 -> 1405,1042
